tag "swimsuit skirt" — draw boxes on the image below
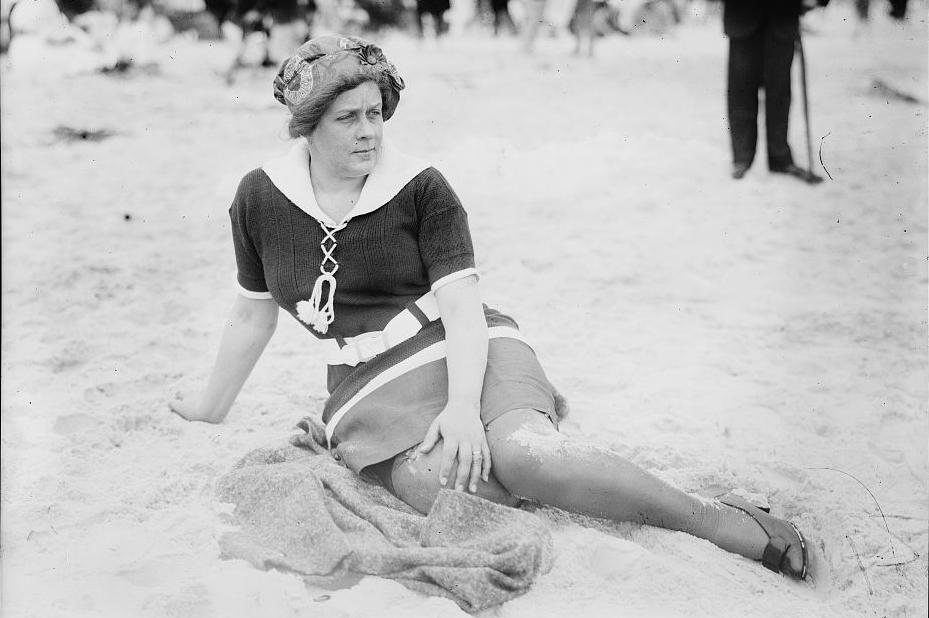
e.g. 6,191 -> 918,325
322,309 -> 559,474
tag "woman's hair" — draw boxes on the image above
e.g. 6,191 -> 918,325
288,68 -> 394,139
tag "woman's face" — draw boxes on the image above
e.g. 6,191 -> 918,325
307,81 -> 384,180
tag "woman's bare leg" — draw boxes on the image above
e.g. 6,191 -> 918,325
384,446 -> 519,515
484,409 -> 802,571
381,409 -> 804,573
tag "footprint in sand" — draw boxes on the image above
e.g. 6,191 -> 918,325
159,299 -> 193,325
47,340 -> 90,373
80,375 -> 185,443
868,415 -> 927,481
139,583 -> 213,617
581,534 -> 656,582
83,382 -> 116,404
54,410 -> 132,449
120,555 -> 193,588
54,413 -> 99,436
83,372 -> 182,405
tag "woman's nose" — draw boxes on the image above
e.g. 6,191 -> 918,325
356,117 -> 375,139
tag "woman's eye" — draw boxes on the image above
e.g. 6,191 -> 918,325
368,109 -> 382,117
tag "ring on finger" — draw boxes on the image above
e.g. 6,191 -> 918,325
471,450 -> 482,457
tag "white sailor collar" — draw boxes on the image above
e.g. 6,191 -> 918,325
261,139 -> 431,227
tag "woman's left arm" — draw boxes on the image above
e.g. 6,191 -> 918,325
415,275 -> 491,493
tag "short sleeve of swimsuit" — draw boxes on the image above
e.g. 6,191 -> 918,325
228,171 -> 270,298
415,168 -> 478,290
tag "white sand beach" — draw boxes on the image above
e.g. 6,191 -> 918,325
1,3 -> 927,616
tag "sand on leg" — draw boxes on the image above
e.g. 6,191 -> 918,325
484,408 -> 806,574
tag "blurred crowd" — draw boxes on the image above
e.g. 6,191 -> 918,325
0,0 -> 918,77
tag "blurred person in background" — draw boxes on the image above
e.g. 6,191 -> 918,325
415,0 -> 450,38
854,0 -> 870,20
722,0 -> 829,183
887,0 -> 908,18
172,34 -> 822,586
204,0 -> 312,79
54,0 -> 96,19
490,0 -> 518,35
568,0 -> 595,55
464,0 -> 492,31
852,0 -> 870,36
4,0 -> 172,73
521,0 -> 546,50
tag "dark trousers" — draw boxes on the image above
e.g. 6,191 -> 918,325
854,0 -> 870,20
416,8 -> 448,36
727,22 -> 796,169
491,0 -> 518,34
888,0 -> 908,18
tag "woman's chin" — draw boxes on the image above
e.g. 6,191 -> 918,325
346,157 -> 379,177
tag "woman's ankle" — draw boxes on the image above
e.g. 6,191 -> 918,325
706,501 -> 770,560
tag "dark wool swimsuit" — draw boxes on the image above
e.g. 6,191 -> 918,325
231,141 -> 557,473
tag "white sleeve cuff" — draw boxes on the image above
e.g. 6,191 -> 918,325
430,268 -> 480,292
235,273 -> 273,300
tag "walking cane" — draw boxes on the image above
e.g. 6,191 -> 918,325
795,31 -> 823,183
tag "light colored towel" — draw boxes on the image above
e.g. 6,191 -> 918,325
215,417 -> 553,612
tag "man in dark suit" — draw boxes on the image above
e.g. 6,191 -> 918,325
723,0 -> 829,183
887,0 -> 908,19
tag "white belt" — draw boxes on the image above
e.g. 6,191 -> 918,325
324,325 -> 530,444
321,293 -> 441,367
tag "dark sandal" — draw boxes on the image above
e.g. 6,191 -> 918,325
717,493 -> 809,580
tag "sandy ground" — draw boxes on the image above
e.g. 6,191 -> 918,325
1,3 -> 927,617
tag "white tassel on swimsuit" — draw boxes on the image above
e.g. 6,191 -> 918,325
296,220 -> 347,334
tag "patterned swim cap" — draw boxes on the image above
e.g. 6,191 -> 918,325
273,35 -> 405,120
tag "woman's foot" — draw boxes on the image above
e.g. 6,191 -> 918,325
168,392 -> 225,424
717,494 -> 810,580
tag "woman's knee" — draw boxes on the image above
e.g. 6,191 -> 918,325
484,408 -> 574,495
387,446 -> 519,514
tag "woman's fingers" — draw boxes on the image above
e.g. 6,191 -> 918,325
168,392 -> 184,413
466,446 -> 484,493
417,411 -> 492,491
169,392 -> 193,417
455,443 -> 474,492
168,397 -> 188,414
168,399 -> 193,420
439,439 -> 458,487
416,420 -> 441,455
480,440 -> 492,483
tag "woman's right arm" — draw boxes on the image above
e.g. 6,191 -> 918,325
170,294 -> 279,423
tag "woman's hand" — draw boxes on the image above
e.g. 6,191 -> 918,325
169,391 -> 224,424
415,403 -> 491,493
168,296 -> 279,425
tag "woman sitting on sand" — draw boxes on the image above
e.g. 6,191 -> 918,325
171,34 -> 813,582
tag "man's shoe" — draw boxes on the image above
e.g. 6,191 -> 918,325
731,163 -> 750,180
771,164 -> 823,185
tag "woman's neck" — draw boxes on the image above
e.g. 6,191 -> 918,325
309,160 -> 368,223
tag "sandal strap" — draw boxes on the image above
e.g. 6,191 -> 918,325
787,521 -> 809,580
717,493 -> 808,579
762,535 -> 789,573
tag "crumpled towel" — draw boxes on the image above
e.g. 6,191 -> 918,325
215,417 -> 553,612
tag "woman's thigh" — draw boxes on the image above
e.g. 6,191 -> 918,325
378,407 -> 559,514
483,408 -> 573,495
485,408 -> 564,457
385,445 -> 520,515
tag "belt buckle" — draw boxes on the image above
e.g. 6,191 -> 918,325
351,332 -> 386,363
